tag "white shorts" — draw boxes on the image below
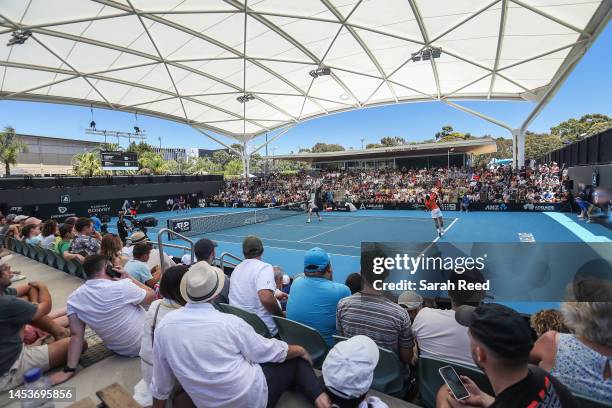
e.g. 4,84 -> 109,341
0,344 -> 49,392
431,208 -> 442,219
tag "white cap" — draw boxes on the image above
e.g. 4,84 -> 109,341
282,274 -> 290,286
398,291 -> 423,310
322,335 -> 379,398
181,253 -> 193,266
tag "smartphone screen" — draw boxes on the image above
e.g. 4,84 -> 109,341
439,365 -> 470,400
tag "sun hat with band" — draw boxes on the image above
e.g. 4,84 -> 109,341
128,231 -> 149,245
180,261 -> 225,304
322,335 -> 379,399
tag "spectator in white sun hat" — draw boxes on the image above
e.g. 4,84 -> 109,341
322,335 -> 388,408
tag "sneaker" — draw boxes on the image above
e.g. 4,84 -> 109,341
307,220 -> 311,223
438,232 -> 442,238
586,219 -> 593,223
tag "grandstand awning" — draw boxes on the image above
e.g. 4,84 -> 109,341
266,138 -> 497,162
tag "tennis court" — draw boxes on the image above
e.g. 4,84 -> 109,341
108,206 -> 612,292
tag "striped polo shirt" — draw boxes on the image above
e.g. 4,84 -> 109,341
336,292 -> 414,355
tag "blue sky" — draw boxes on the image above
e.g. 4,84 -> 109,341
1,24 -> 610,155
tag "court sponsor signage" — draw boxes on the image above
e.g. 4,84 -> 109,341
439,203 -> 457,211
198,199 -> 207,208
60,194 -> 71,203
170,219 -> 192,233
243,203 -> 258,208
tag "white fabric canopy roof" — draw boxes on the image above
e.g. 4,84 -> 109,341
0,0 -> 609,142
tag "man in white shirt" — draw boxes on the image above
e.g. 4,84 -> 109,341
52,254 -> 156,384
151,262 -> 329,408
229,235 -> 282,336
411,271 -> 486,366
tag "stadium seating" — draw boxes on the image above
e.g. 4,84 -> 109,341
333,335 -> 407,397
273,316 -> 329,369
573,393 -> 612,408
217,303 -> 271,338
417,356 -> 493,408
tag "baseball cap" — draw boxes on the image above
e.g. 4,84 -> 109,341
322,335 -> 379,399
5,214 -> 16,223
398,291 -> 423,310
243,235 -> 263,256
304,247 -> 330,273
24,217 -> 42,226
455,303 -> 533,358
179,261 -> 225,304
180,253 -> 193,266
128,231 -> 149,245
194,238 -> 218,261
14,215 -> 28,222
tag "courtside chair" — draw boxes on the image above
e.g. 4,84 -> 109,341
42,248 -> 56,268
218,303 -> 272,338
418,356 -> 493,408
272,316 -> 329,369
332,335 -> 407,397
22,242 -> 34,259
33,246 -> 47,263
52,251 -> 67,273
573,393 -> 612,408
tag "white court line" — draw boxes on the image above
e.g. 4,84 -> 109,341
210,239 -> 360,258
416,217 -> 460,259
298,218 -> 368,242
209,232 -> 362,249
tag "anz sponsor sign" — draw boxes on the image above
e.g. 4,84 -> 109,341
483,203 -> 508,211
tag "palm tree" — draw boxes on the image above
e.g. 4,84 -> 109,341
0,126 -> 28,176
138,151 -> 168,174
72,152 -> 104,177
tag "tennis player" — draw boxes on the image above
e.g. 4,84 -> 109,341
424,192 -> 444,237
307,200 -> 322,223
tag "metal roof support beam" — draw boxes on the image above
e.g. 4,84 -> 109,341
192,127 -> 243,157
250,125 -> 294,156
442,100 -> 513,132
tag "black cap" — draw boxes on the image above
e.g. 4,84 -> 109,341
455,303 -> 533,358
243,235 -> 264,256
194,238 -> 218,261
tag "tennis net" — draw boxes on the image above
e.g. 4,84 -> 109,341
166,202 -> 306,239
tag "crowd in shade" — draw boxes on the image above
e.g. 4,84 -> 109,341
213,163 -> 569,207
1,206 -> 611,407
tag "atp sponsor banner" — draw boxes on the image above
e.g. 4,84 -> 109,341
340,201 -> 569,212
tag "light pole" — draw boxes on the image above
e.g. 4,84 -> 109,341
360,138 -> 365,150
158,136 -> 162,149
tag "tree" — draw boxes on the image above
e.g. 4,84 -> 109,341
550,114 -> 611,142
435,125 -> 454,140
72,152 -> 104,177
524,132 -> 563,159
380,136 -> 406,147
186,157 -> 220,174
97,142 -> 121,152
366,143 -> 383,149
224,159 -> 243,175
211,150 -> 232,167
138,151 -> 168,174
0,126 -> 28,176
298,148 -> 311,153
311,142 -> 345,153
126,141 -> 154,156
472,136 -> 513,166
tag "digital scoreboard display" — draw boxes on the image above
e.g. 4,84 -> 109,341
100,151 -> 139,170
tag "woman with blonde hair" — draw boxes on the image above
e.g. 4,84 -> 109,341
530,301 -> 612,401
100,233 -> 128,267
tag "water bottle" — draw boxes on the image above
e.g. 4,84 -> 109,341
21,368 -> 55,408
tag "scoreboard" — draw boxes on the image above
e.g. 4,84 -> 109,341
100,151 -> 139,170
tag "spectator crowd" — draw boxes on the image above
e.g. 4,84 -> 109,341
213,163 -> 569,207
1,207 -> 610,407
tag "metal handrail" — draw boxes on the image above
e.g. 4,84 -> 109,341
219,251 -> 242,271
157,228 -> 194,273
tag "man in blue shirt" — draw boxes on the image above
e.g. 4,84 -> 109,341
124,243 -> 160,288
90,215 -> 102,232
286,247 -> 351,345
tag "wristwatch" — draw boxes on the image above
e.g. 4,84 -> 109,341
63,366 -> 76,373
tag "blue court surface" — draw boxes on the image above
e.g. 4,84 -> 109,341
108,208 -> 612,314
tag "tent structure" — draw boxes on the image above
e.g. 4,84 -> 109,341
0,0 -> 610,174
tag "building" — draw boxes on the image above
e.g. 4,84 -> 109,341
264,138 -> 497,170
2,134 -> 101,176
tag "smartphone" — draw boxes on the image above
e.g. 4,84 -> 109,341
106,264 -> 122,279
439,365 -> 470,401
